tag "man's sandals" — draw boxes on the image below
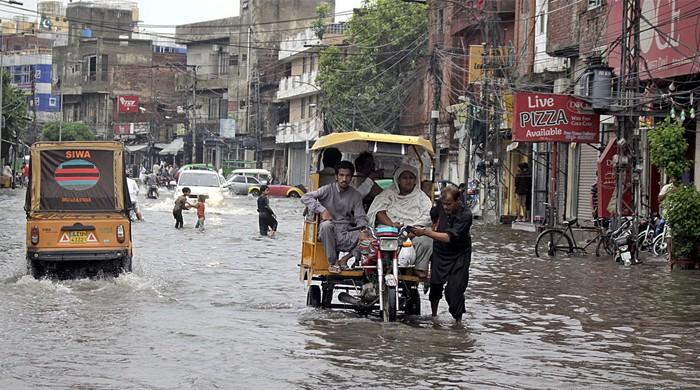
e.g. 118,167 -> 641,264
329,259 -> 350,274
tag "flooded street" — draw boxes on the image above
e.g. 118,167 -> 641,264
1,188 -> 699,389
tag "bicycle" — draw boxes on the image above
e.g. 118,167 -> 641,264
534,203 -> 611,258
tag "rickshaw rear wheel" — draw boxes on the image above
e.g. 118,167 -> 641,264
307,285 -> 322,307
321,282 -> 334,308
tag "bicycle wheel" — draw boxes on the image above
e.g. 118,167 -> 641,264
652,235 -> 667,256
596,235 -> 615,257
535,229 -> 573,258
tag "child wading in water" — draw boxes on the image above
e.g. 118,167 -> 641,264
257,185 -> 278,237
195,194 -> 206,232
173,187 -> 192,229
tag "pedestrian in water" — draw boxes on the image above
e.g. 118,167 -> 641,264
173,187 -> 192,229
413,186 -> 473,323
195,194 -> 206,232
257,185 -> 277,237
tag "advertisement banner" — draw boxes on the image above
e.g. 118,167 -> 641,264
607,0 -> 700,79
39,149 -> 116,211
117,95 -> 139,113
132,122 -> 150,135
512,92 -> 600,143
467,45 -> 510,84
113,123 -> 132,136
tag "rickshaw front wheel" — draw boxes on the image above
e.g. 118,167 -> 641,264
306,285 -> 322,307
321,282 -> 334,308
384,286 -> 397,322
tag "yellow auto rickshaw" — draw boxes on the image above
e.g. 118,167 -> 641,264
299,131 -> 434,321
24,141 -> 133,278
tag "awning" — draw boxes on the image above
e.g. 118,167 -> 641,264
159,137 -> 184,155
125,144 -> 149,153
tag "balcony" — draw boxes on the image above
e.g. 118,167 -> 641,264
276,71 -> 319,101
276,118 -> 322,144
278,29 -> 320,62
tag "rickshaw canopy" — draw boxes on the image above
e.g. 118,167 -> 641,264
311,131 -> 434,157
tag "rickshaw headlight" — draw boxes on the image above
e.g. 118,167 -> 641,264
379,238 -> 399,252
116,224 -> 125,243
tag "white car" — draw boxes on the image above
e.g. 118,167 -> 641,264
176,169 -> 227,205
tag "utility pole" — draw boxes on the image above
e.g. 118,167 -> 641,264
430,47 -> 441,180
245,27 -> 252,165
191,65 -> 197,163
616,0 -> 642,262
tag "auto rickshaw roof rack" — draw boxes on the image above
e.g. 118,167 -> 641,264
310,131 -> 434,157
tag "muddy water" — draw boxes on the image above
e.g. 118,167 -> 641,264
1,189 -> 698,389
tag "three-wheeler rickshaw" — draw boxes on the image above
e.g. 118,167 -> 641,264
24,141 -> 133,278
299,132 -> 434,321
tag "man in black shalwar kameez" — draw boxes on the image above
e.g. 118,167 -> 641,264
414,186 -> 472,323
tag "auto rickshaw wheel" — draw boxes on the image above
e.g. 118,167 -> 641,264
250,188 -> 260,197
405,287 -> 421,316
306,285 -> 322,307
27,258 -> 45,279
321,282 -> 334,308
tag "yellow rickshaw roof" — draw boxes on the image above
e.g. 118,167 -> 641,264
311,131 -> 434,156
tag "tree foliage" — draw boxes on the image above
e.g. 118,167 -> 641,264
317,0 -> 428,133
312,3 -> 332,40
648,116 -> 690,179
40,121 -> 96,141
1,72 -> 30,142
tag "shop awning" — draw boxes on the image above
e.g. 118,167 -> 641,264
125,144 -> 149,153
159,137 -> 184,155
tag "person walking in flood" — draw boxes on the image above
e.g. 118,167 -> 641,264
195,194 -> 206,232
413,186 -> 473,323
257,185 -> 278,237
173,187 -> 192,229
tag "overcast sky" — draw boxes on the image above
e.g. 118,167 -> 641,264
1,0 -> 363,26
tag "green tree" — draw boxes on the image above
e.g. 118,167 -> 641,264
317,0 -> 428,133
40,121 -> 96,141
1,71 -> 30,143
311,3 -> 332,40
648,116 -> 690,179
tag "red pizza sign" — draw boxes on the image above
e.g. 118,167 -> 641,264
117,95 -> 139,113
513,92 -> 600,143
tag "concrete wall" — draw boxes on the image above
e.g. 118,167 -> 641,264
66,4 -> 134,45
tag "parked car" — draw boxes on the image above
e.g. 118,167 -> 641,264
176,169 -> 227,205
266,184 -> 306,198
227,168 -> 271,184
226,174 -> 262,196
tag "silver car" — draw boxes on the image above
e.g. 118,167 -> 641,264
226,174 -> 262,196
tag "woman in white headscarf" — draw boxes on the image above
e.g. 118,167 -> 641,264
367,164 -> 433,277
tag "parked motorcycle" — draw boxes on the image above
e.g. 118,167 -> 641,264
337,225 -> 421,321
614,232 -> 636,266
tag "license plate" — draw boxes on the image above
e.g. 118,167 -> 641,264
69,231 -> 88,244
621,251 -> 632,262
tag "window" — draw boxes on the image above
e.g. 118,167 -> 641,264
587,0 -> 602,9
218,52 -> 229,75
232,176 -> 246,183
83,55 -> 97,81
538,11 -> 545,34
247,176 -> 260,184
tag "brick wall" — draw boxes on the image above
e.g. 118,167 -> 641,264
546,0 -> 582,57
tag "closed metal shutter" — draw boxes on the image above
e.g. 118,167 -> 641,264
288,145 -> 308,187
577,144 -> 599,224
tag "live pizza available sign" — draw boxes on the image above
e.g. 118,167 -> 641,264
512,92 -> 599,143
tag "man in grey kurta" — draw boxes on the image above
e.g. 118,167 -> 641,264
301,161 -> 369,270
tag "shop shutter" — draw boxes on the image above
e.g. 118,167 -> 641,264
288,146 -> 307,187
577,144 -> 599,225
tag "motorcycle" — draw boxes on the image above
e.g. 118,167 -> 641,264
614,232 -> 636,266
337,225 -> 421,321
147,184 -> 159,199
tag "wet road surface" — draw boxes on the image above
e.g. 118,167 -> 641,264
1,188 -> 699,389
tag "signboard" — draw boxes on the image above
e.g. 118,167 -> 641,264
132,122 -> 150,135
467,45 -> 510,84
113,123 -> 132,136
597,138 -> 633,217
117,95 -> 139,113
512,92 -> 600,143
220,119 -> 236,138
607,0 -> 700,79
175,123 -> 186,136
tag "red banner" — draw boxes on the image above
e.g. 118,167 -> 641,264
117,95 -> 139,113
607,0 -> 700,79
512,92 -> 600,143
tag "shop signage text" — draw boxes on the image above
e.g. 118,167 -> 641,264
512,92 -> 599,143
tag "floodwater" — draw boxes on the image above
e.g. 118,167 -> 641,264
1,188 -> 699,389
